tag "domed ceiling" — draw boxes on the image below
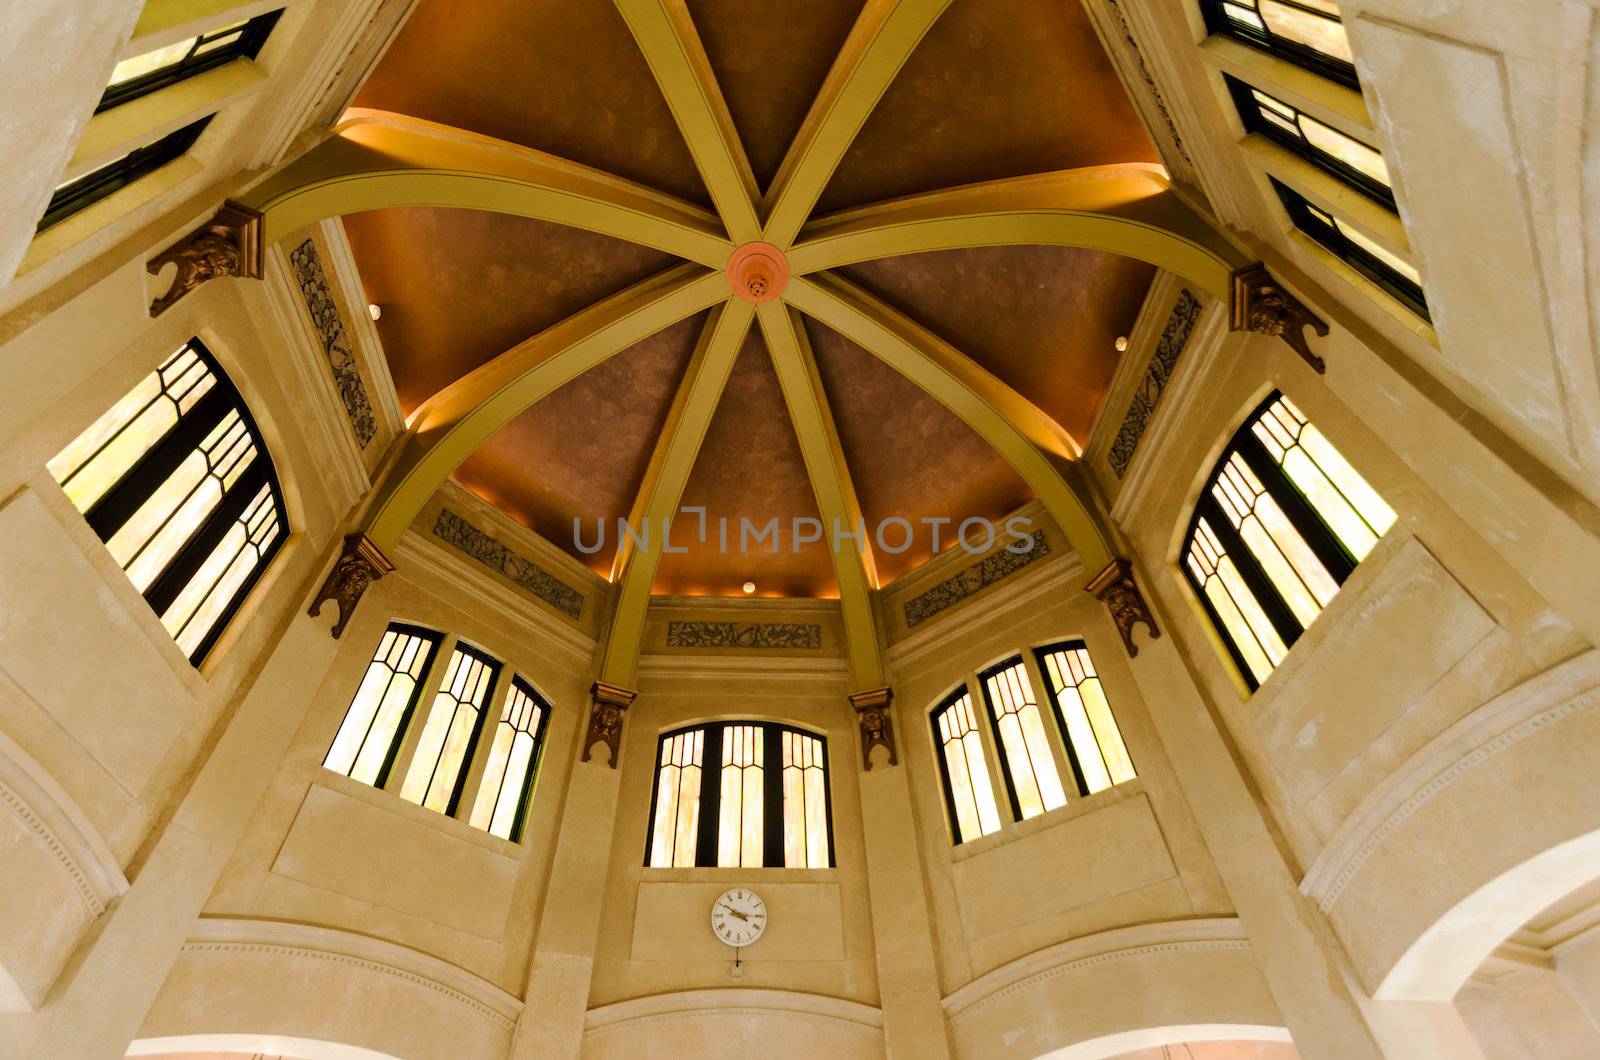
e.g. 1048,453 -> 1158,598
343,0 -> 1158,597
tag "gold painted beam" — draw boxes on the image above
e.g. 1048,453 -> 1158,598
762,0 -> 953,247
787,166 -> 1250,296
598,299 -> 755,686
240,110 -> 733,267
757,301 -> 887,690
784,272 -> 1115,573
611,0 -> 761,244
364,265 -> 728,551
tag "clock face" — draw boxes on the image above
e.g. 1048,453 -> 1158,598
710,887 -> 767,948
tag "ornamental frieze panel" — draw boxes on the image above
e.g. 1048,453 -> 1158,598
288,239 -> 377,448
665,620 -> 823,650
432,509 -> 584,620
903,531 -> 1050,628
1109,289 -> 1201,478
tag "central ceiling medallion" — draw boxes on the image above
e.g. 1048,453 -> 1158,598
726,242 -> 789,303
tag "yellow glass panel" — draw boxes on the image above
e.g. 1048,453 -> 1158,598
108,38 -> 196,86
1223,2 -> 1266,31
1296,424 -> 1397,544
1215,551 -> 1290,669
326,658 -> 399,776
937,694 -> 1002,842
110,455 -> 215,587
1260,0 -> 1353,62
804,763 -> 827,867
984,664 -> 1066,819
1336,218 -> 1422,285
1300,115 -> 1390,188
471,726 -> 516,832
1055,683 -> 1112,793
1079,677 -> 1135,787
49,373 -> 163,495
1203,577 -> 1275,683
1252,496 -> 1340,606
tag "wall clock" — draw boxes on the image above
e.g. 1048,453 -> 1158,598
710,887 -> 767,949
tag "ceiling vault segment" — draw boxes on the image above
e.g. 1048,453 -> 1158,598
612,0 -> 761,243
758,302 -> 887,691
784,272 -> 1117,575
598,300 -> 757,688
761,0 -> 954,247
362,264 -> 727,553
239,111 -> 732,267
787,167 -> 1250,296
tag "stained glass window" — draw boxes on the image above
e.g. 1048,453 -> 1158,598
469,676 -> 551,842
646,722 -> 833,868
1035,642 -> 1136,795
39,115 -> 212,232
931,689 -> 1003,844
1227,76 -> 1392,208
324,624 -> 441,786
100,10 -> 283,113
400,643 -> 500,815
1183,392 -> 1396,689
1200,0 -> 1358,88
978,659 -> 1067,821
1272,179 -> 1428,319
48,338 -> 286,663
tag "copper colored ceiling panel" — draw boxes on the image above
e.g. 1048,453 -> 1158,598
353,0 -> 708,206
453,313 -> 706,577
687,0 -> 865,189
342,207 -> 675,413
804,318 -> 1034,586
652,331 -> 838,598
840,246 -> 1155,447
817,0 -> 1159,213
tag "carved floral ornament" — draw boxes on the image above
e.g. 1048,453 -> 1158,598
146,201 -> 263,317
850,686 -> 897,770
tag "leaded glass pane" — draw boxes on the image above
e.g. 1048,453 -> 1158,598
469,677 -> 549,841
980,659 -> 1067,820
649,729 -> 704,867
932,691 -> 1002,843
1038,644 -> 1136,795
400,644 -> 499,814
782,730 -> 829,868
718,724 -> 764,868
325,625 -> 439,786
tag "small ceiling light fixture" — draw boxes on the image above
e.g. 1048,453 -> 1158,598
742,581 -> 756,594
1114,335 -> 1129,352
368,303 -> 383,321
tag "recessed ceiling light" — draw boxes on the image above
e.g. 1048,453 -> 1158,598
368,303 -> 382,321
742,581 -> 756,594
1114,335 -> 1128,352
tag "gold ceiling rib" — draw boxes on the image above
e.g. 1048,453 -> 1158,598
612,0 -> 762,243
271,0 -> 1267,693
363,264 -> 727,552
784,273 -> 1116,574
599,301 -> 756,688
787,166 -> 1249,292
761,0 -> 955,247
239,110 -> 733,267
758,302 -> 886,690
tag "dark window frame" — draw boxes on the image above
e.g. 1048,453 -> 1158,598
1180,392 -> 1365,691
1271,178 -> 1429,319
1226,75 -> 1394,209
497,675 -> 553,843
39,115 -> 212,232
642,721 -> 836,869
1198,0 -> 1360,89
98,9 -> 284,113
73,336 -> 287,664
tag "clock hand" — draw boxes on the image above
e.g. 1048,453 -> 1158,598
715,903 -> 750,922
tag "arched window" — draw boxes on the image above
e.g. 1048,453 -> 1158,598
932,643 -> 1138,845
646,722 -> 834,869
47,338 -> 287,663
1182,392 -> 1396,690
325,623 -> 551,842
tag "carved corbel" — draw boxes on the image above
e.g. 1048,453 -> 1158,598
147,200 -> 263,317
1230,263 -> 1328,373
850,687 -> 897,770
1088,558 -> 1160,658
308,533 -> 394,639
582,681 -> 637,767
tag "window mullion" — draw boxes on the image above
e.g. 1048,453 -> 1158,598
762,724 -> 784,867
1237,430 -> 1358,582
695,724 -> 724,867
82,383 -> 230,540
1200,494 -> 1304,647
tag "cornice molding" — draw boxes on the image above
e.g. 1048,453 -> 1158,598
184,917 -> 521,1029
1302,650 -> 1600,912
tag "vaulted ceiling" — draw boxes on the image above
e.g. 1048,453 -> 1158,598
340,0 -> 1160,598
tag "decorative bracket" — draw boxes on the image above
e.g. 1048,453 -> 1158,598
308,533 -> 394,639
850,686 -> 897,770
147,200 -> 263,317
1088,558 -> 1160,658
1229,263 -> 1327,373
582,681 -> 637,767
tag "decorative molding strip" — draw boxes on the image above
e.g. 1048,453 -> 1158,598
584,988 -> 883,1038
945,919 -> 1253,1024
288,238 -> 377,448
1101,0 -> 1194,168
1109,289 -> 1201,477
904,531 -> 1050,628
0,779 -> 106,917
1315,683 -> 1600,914
432,509 -> 584,621
665,621 -> 822,650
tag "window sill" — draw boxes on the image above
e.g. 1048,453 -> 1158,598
1198,34 -> 1371,137
314,768 -> 523,859
640,865 -> 839,883
949,777 -> 1146,863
